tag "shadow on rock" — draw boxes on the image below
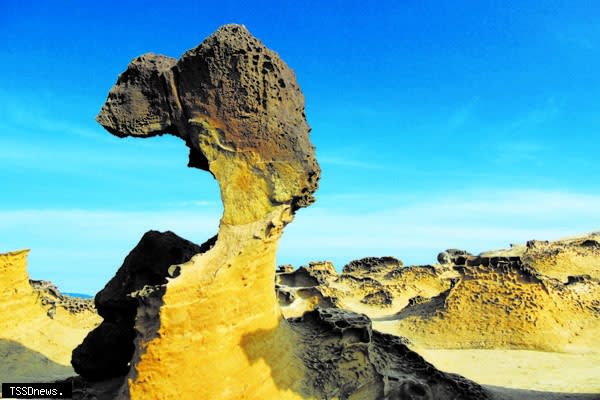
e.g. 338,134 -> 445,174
240,308 -> 492,400
0,339 -> 75,383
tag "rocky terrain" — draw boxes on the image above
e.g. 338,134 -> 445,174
276,233 -> 600,394
276,234 -> 600,353
0,250 -> 100,384
1,24 -> 599,400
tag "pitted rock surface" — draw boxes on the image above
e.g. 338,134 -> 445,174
31,279 -> 95,315
290,308 -> 488,400
343,256 -> 404,276
361,289 -> 394,307
97,24 -> 320,220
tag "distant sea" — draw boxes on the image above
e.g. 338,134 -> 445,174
63,292 -> 93,299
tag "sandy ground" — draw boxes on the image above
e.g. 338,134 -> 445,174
415,347 -> 600,397
0,339 -> 75,384
486,386 -> 600,400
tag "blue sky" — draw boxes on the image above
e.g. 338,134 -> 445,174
1,1 -> 599,293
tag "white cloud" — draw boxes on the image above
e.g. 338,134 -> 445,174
280,189 -> 600,267
508,97 -> 560,130
0,209 -> 221,294
1,190 -> 598,294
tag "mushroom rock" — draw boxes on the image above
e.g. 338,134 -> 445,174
94,24 -> 488,399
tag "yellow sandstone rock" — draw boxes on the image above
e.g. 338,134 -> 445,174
96,24 -> 318,399
0,250 -> 100,383
91,24 -> 489,400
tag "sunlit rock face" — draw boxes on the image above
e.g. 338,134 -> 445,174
92,24 -> 488,399
0,250 -> 100,383
72,231 -> 212,381
0,251 -> 39,330
277,239 -> 600,356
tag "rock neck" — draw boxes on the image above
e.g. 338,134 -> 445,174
121,207 -> 306,399
95,24 -> 318,400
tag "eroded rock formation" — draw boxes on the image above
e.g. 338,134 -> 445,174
72,230 -> 211,381
0,250 -> 100,383
276,257 -> 453,319
390,257 -> 600,352
87,24 -> 490,399
290,308 -> 487,399
276,236 -> 600,354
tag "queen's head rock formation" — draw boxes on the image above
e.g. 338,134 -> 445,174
96,24 -> 319,224
81,24 -> 492,399
94,23 -> 320,399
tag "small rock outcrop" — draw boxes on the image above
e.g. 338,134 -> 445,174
291,308 -> 487,399
437,249 -> 472,265
30,280 -> 95,315
343,256 -> 403,276
522,234 -> 600,281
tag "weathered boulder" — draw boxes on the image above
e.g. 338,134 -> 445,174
437,249 -> 473,265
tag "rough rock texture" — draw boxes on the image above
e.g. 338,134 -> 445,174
361,289 -> 394,307
97,24 -> 320,222
343,256 -> 404,276
275,264 -> 340,318
72,230 -> 211,381
276,259 -> 452,320
87,24 -> 488,400
277,236 -> 600,355
291,308 -> 488,400
522,234 -> 600,281
0,250 -> 100,383
437,249 -> 473,265
389,256 -> 600,352
476,233 -> 600,282
30,280 -> 95,315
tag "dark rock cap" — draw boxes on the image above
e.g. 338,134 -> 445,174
97,24 -> 320,213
